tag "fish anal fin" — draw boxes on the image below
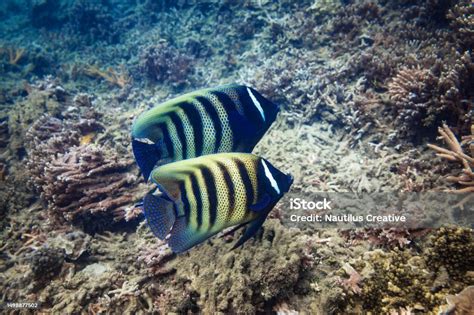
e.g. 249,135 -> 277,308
220,222 -> 250,238
231,214 -> 268,250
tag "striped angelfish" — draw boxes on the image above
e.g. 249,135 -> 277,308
143,153 -> 293,253
131,84 -> 279,181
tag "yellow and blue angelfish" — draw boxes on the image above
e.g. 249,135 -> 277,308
143,153 -> 293,253
132,84 -> 279,181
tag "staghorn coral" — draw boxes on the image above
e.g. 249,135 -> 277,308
0,46 -> 25,65
387,51 -> 474,139
139,41 -> 194,89
38,144 -> 143,231
447,0 -> 474,48
83,64 -> 131,89
428,123 -> 474,193
387,66 -> 439,136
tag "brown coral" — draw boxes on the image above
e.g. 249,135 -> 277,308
447,0 -> 474,48
0,46 -> 25,65
387,51 -> 474,139
439,286 -> 474,315
83,64 -> 131,89
428,123 -> 474,193
25,115 -> 81,189
40,145 -> 143,230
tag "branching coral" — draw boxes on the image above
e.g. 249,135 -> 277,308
387,66 -> 438,133
83,65 -> 131,89
387,51 -> 474,139
23,90 -> 145,231
25,115 -> 81,188
8,78 -> 67,159
39,145 -> 143,230
0,46 -> 25,65
68,0 -> 117,43
428,123 -> 474,193
447,0 -> 474,48
139,41 -> 194,88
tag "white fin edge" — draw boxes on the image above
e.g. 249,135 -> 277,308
246,87 -> 265,121
261,159 -> 280,194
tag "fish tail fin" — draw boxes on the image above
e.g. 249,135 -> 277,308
132,138 -> 164,181
143,192 -> 176,240
231,214 -> 268,250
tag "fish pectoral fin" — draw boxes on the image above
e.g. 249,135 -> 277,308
231,214 -> 268,250
143,192 -> 176,240
249,194 -> 272,213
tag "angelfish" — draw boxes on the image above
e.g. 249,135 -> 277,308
143,153 -> 293,253
132,84 -> 279,181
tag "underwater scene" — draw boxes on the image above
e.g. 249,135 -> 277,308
0,0 -> 473,314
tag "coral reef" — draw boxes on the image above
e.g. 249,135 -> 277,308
428,123 -> 474,194
7,78 -> 67,159
439,286 -> 474,315
28,247 -> 65,280
37,144 -> 144,230
67,0 -> 117,44
171,219 -> 315,314
139,41 -> 195,89
426,227 -> 474,281
447,0 -> 474,48
83,64 -> 131,89
1,0 -> 474,314
386,51 -> 473,140
0,46 -> 25,65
